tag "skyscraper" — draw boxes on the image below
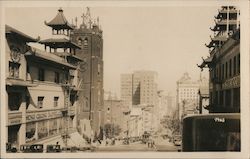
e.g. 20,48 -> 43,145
121,70 -> 158,106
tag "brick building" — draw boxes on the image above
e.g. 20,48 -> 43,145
70,8 -> 104,137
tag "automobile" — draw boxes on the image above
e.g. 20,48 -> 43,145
46,145 -> 61,153
174,139 -> 182,146
20,144 -> 44,153
79,145 -> 96,152
62,146 -> 79,152
173,135 -> 182,146
6,143 -> 17,153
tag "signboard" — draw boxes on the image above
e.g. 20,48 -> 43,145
8,112 -> 22,125
222,75 -> 240,89
26,109 -> 65,123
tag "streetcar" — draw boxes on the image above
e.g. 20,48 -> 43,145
182,113 -> 240,151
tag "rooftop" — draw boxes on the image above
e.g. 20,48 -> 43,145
6,25 -> 38,42
45,8 -> 74,30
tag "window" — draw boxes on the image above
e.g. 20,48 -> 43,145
229,59 -> 232,77
77,38 -> 82,46
9,62 -> 20,78
38,68 -> 45,81
225,90 -> 231,107
97,63 -> 101,75
8,92 -> 22,111
83,38 -> 88,49
54,97 -> 59,107
37,96 -> 44,108
219,91 -> 224,106
54,72 -> 60,83
222,64 -> 224,80
233,88 -> 240,109
225,62 -> 228,79
232,56 -> 236,76
237,54 -> 240,74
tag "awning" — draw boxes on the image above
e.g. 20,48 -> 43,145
6,78 -> 37,87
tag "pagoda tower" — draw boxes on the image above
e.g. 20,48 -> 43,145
206,6 -> 240,49
40,8 -> 83,145
198,6 -> 240,113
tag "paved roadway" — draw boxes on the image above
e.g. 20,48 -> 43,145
94,139 -> 180,152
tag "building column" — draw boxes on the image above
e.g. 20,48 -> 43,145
35,122 -> 38,140
47,120 -> 50,136
19,92 -> 27,145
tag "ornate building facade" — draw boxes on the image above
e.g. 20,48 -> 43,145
5,8 -> 87,152
198,6 -> 240,113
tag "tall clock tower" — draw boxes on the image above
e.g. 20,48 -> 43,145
70,8 -> 104,137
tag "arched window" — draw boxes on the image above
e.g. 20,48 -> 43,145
83,38 -> 88,48
77,38 -> 82,46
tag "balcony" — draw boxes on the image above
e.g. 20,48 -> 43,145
8,111 -> 22,126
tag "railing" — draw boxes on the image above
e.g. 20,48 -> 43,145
8,111 -> 22,126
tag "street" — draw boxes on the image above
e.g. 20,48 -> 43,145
94,138 -> 180,152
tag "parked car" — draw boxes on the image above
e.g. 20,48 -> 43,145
46,145 -> 61,153
173,135 -> 182,146
20,144 -> 44,153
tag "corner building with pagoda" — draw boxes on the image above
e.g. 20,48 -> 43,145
198,6 -> 240,113
5,8 -> 104,152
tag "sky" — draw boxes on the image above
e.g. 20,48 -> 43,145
5,6 -> 218,97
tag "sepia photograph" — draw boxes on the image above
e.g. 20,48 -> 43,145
0,0 -> 249,158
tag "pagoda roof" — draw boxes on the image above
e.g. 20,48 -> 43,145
45,8 -> 74,30
211,35 -> 227,42
215,19 -> 237,26
218,8 -> 238,15
6,25 -> 38,42
197,53 -> 215,69
39,38 -> 81,49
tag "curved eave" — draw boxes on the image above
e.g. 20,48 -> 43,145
215,20 -> 238,26
45,22 -> 74,30
39,39 -> 81,49
67,55 -> 83,62
6,25 -> 38,42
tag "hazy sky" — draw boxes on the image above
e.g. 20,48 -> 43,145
6,6 -> 217,97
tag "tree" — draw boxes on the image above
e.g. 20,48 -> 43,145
160,110 -> 180,135
103,123 -> 122,138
